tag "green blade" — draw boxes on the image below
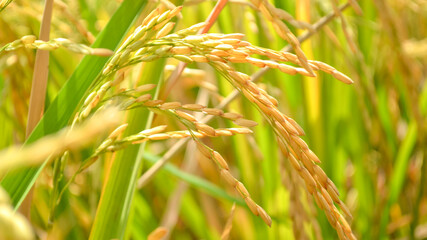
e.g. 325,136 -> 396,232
89,60 -> 166,240
143,152 -> 244,205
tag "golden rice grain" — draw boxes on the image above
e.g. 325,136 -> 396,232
263,60 -> 279,69
227,56 -> 247,63
277,139 -> 290,157
246,57 -> 266,68
288,154 -> 303,171
196,141 -> 212,158
339,214 -> 352,236
170,46 -> 192,55
275,121 -> 290,139
184,35 -> 206,43
327,179 -> 341,197
146,16 -> 159,31
91,48 -> 114,57
147,133 -> 171,140
237,41 -> 251,47
336,223 -> 347,240
203,108 -> 224,116
175,110 -> 196,122
142,8 -> 160,26
215,44 -> 234,50
313,193 -> 324,210
327,183 -> 341,203
264,50 -> 283,60
321,188 -> 334,206
220,169 -> 237,186
176,132 -> 192,138
196,123 -> 216,137
206,33 -> 224,39
256,94 -> 274,106
295,67 -> 313,76
294,48 -> 315,76
257,206 -> 272,227
156,10 -> 171,24
227,49 -> 249,57
307,62 -> 320,71
243,81 -> 261,95
245,197 -> 259,216
220,33 -> 245,39
211,49 -> 229,57
282,120 -> 299,136
136,94 -> 152,103
168,6 -> 183,19
213,151 -> 229,170
220,38 -> 241,45
156,22 -> 175,38
325,209 -> 338,228
332,70 -> 353,84
291,135 -> 308,150
313,165 -> 328,187
311,61 -> 335,74
139,125 -> 167,136
227,71 -> 250,84
192,132 -> 204,138
286,117 -> 305,136
213,62 -> 233,71
147,227 -> 168,240
236,181 -> 250,197
300,151 -> 314,174
300,168 -> 317,194
215,129 -> 233,136
160,102 -> 182,110
234,118 -> 258,127
306,149 -> 320,163
21,35 -> 36,44
108,124 -> 128,139
270,109 -> 285,122
316,191 -> 331,212
173,55 -> 194,63
228,128 -> 253,134
202,40 -> 222,47
265,95 -> 279,106
190,55 -> 209,62
83,92 -> 97,106
38,43 -> 56,51
135,84 -> 157,92
222,112 -> 243,120
339,201 -> 353,220
206,54 -> 226,63
182,103 -> 205,111
246,46 -> 265,55
143,100 -> 164,107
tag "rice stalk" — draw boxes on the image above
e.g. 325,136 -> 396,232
22,0 -> 54,218
0,36 -> 113,56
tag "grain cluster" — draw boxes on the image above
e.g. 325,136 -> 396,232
66,6 -> 355,238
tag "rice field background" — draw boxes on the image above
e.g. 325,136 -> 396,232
0,0 -> 426,239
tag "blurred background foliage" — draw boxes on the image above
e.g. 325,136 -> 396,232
1,0 -> 427,239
